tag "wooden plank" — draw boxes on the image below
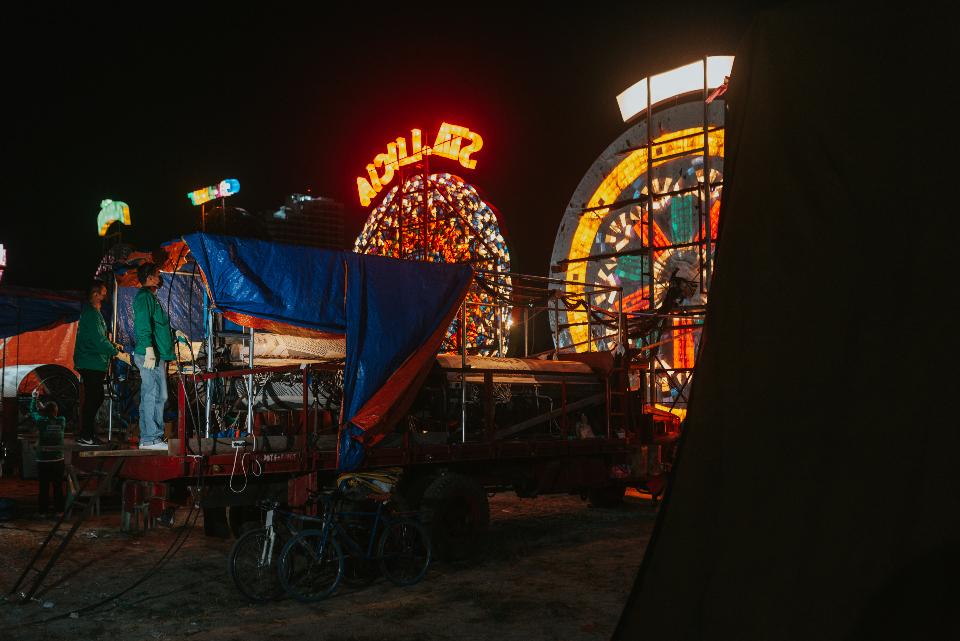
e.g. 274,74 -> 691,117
169,435 -> 301,455
78,448 -> 167,458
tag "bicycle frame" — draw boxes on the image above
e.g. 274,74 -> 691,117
329,503 -> 387,560
315,494 -> 392,562
259,503 -> 324,558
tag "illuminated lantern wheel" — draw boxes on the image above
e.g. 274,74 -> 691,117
550,96 -> 726,412
354,172 -> 511,355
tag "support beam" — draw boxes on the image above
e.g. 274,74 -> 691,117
495,393 -> 604,439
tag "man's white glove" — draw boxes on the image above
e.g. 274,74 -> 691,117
142,346 -> 156,370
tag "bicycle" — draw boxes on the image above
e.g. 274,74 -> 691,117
228,497 -> 318,602
278,488 -> 431,603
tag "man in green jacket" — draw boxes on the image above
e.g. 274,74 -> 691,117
133,263 -> 176,450
73,280 -> 120,446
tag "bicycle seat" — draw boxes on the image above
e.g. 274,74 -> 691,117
256,499 -> 280,510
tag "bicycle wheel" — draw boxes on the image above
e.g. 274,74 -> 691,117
340,519 -> 377,588
279,529 -> 344,602
228,527 -> 286,602
378,518 -> 431,586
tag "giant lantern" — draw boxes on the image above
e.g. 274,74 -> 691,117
550,56 -> 733,416
354,123 -> 511,355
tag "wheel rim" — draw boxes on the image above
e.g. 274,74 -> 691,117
280,531 -> 342,602
230,529 -> 284,602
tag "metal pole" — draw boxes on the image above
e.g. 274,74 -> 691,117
618,287 -> 625,350
523,306 -> 529,357
246,325 -> 254,435
586,302 -> 592,352
422,155 -> 430,261
460,301 -> 467,443
646,74 -> 657,408
552,296 -> 560,358
204,297 -> 213,438
398,171 -> 406,260
703,55 -> 713,293
108,274 -> 118,441
496,305 -> 503,357
2,333 -> 7,424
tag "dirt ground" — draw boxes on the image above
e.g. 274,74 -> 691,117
0,478 -> 657,641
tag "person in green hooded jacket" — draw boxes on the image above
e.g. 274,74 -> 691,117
133,263 -> 176,450
73,280 -> 121,446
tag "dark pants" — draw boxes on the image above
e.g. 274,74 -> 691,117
37,460 -> 65,513
78,369 -> 106,440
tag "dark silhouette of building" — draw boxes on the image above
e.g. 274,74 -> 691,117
265,195 -> 345,250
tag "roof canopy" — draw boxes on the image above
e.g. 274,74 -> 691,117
0,287 -> 81,340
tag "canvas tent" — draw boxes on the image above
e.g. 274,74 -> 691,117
97,234 -> 471,469
614,8 -> 958,640
0,287 -> 81,398
181,233 -> 473,471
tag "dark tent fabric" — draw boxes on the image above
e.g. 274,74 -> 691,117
0,287 -> 81,339
615,8 -> 958,641
183,233 -> 472,471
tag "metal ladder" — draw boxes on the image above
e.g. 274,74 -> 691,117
7,456 -> 125,604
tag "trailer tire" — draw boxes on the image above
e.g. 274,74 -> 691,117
420,473 -> 489,562
587,484 -> 626,508
397,474 -> 435,511
229,505 -> 261,538
203,506 -> 232,538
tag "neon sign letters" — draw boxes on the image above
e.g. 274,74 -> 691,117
357,123 -> 483,206
97,199 -> 131,237
187,178 -> 240,206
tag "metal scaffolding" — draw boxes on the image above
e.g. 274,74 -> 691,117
549,56 -> 727,415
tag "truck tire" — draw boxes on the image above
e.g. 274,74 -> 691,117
420,473 -> 489,562
587,484 -> 626,508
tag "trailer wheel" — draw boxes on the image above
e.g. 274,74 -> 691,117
229,505 -> 261,538
397,474 -> 435,511
420,473 -> 489,562
203,506 -> 231,538
587,484 -> 626,508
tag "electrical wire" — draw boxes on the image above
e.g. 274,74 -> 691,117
13,501 -> 201,628
227,434 -> 262,494
11,246 -> 221,628
166,246 -> 205,437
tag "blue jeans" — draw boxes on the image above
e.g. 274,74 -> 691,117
134,353 -> 167,445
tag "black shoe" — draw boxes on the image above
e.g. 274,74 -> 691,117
77,437 -> 99,447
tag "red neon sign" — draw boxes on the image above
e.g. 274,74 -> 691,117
357,122 -> 483,206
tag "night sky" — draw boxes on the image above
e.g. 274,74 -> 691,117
4,5 -> 772,290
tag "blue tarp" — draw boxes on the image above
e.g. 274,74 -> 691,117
111,271 -> 206,354
0,288 -> 81,340
183,233 -> 472,470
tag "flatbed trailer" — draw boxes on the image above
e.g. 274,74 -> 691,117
73,237 -> 682,558
81,353 -> 678,558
